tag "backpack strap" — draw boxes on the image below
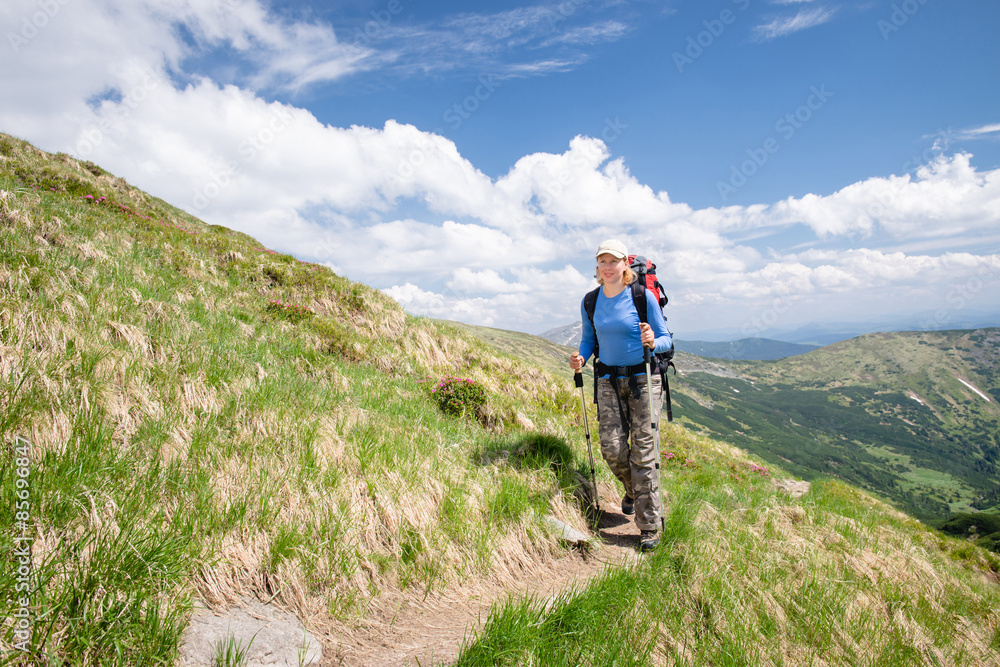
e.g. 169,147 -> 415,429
583,287 -> 600,354
583,287 -> 600,404
630,280 -> 647,325
662,367 -> 673,422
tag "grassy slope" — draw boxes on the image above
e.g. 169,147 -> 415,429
672,330 -> 1000,523
0,135 -> 586,663
460,468 -> 1000,666
1,133 -> 999,665
434,319 -> 589,385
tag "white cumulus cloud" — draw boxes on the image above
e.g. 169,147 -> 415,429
2,0 -> 999,336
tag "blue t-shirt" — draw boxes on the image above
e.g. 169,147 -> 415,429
578,286 -> 672,369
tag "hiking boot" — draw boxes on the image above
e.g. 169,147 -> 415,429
638,530 -> 659,552
621,494 -> 635,516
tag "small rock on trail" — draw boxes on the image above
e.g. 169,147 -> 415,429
178,599 -> 322,666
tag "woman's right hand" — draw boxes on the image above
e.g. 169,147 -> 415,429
569,353 -> 584,371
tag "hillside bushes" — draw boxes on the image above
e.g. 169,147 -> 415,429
940,513 -> 1000,554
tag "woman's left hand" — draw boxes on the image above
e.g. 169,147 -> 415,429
640,322 -> 654,348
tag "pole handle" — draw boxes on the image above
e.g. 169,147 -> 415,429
574,371 -> 583,388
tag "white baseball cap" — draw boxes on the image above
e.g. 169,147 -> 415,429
595,239 -> 628,259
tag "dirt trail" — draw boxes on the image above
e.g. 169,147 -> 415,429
320,496 -> 645,666
318,479 -> 810,665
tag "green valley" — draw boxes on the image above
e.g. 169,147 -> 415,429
671,331 -> 1000,523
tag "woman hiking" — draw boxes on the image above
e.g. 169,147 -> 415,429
569,239 -> 672,552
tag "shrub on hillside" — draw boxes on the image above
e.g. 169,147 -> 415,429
264,299 -> 315,323
940,512 -> 1000,554
975,532 -> 1000,553
430,375 -> 488,419
941,513 -> 1000,537
309,316 -> 364,361
0,135 -> 16,156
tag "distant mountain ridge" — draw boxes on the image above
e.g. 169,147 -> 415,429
539,321 -> 582,347
681,312 -> 1000,345
675,338 -> 818,360
543,312 -> 1000,348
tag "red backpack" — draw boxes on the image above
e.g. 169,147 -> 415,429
629,255 -> 668,312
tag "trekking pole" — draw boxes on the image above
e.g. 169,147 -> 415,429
644,346 -> 667,532
574,370 -> 600,513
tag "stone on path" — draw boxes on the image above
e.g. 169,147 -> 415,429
178,599 -> 322,667
543,515 -> 593,547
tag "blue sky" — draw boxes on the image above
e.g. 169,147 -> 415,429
2,0 -> 999,338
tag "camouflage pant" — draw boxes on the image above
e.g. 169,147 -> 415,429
596,373 -> 663,531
